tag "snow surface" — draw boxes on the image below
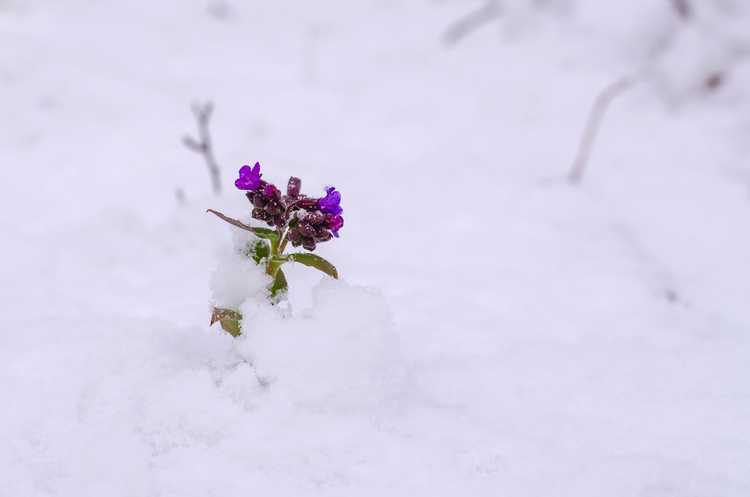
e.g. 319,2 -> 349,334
2,0 -> 750,495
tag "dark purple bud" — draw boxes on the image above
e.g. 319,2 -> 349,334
288,229 -> 302,245
327,215 -> 344,237
315,229 -> 332,242
235,162 -> 262,190
252,208 -> 271,222
302,237 -> 316,251
265,201 -> 283,216
253,195 -> 268,208
305,212 -> 325,226
287,177 -> 301,198
297,198 -> 318,211
263,184 -> 280,200
298,222 -> 316,237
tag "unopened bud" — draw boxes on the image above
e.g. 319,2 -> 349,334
287,177 -> 301,198
305,212 -> 325,226
298,222 -> 316,237
315,229 -> 332,242
302,237 -> 316,251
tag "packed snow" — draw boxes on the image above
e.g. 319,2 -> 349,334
2,0 -> 749,495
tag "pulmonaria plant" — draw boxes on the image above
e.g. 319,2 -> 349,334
208,162 -> 344,336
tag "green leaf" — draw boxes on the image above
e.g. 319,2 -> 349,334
269,267 -> 288,299
207,209 -> 280,244
288,253 -> 339,279
246,240 -> 270,264
266,255 -> 288,275
210,307 -> 243,337
251,227 -> 280,244
220,319 -> 241,337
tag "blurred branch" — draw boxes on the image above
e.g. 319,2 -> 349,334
568,77 -> 634,184
183,101 -> 222,195
442,0 -> 502,46
670,0 -> 691,21
175,188 -> 186,205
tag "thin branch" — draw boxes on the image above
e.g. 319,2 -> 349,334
442,0 -> 502,46
183,101 -> 222,195
175,188 -> 186,205
568,77 -> 634,184
670,0 -> 691,21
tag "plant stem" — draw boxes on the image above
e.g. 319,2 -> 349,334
278,228 -> 290,255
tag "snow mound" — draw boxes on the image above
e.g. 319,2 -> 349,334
209,226 -> 403,411
210,228 -> 271,309
238,278 -> 402,410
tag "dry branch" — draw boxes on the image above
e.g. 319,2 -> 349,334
568,77 -> 634,184
671,0 -> 691,21
183,101 -> 222,195
442,0 -> 502,46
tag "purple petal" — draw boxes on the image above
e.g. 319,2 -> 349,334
319,187 -> 343,215
235,163 -> 263,190
328,215 -> 344,237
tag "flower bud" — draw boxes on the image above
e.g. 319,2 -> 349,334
302,237 -> 316,251
288,229 -> 302,245
298,222 -> 316,237
287,177 -> 301,198
263,184 -> 280,200
252,208 -> 271,222
253,195 -> 268,208
296,198 -> 318,211
327,215 -> 344,234
265,201 -> 283,216
315,229 -> 332,242
305,212 -> 325,226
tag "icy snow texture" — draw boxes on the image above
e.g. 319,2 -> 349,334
238,279 -> 401,409
210,229 -> 270,309
2,0 -> 750,496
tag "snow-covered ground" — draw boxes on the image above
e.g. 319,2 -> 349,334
2,1 -> 750,495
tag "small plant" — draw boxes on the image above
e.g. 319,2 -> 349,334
208,162 -> 344,336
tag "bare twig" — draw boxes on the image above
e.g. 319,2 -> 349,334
670,0 -> 691,21
175,188 -> 186,205
568,77 -> 634,184
183,101 -> 222,195
442,0 -> 502,46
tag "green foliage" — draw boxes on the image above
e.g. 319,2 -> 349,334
210,307 -> 242,337
287,253 -> 338,279
208,208 -> 340,337
269,267 -> 288,299
247,240 -> 270,264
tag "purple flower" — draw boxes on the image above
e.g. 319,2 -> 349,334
327,215 -> 344,237
318,187 -> 342,216
235,162 -> 262,190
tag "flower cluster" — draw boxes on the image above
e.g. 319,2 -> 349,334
209,161 -> 344,336
235,162 -> 344,251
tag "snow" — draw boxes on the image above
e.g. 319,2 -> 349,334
211,229 -> 270,309
2,0 -> 750,495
